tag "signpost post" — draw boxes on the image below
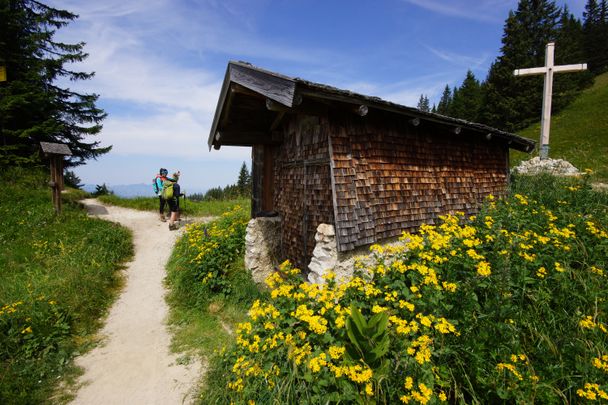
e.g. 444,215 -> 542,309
514,42 -> 587,159
40,142 -> 72,214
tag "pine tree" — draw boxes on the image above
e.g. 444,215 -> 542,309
417,94 -> 430,112
436,85 -> 452,115
450,70 -> 482,122
0,0 -> 108,167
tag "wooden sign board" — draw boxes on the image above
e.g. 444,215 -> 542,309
0,66 -> 6,82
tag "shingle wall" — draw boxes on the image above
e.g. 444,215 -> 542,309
328,113 -> 509,252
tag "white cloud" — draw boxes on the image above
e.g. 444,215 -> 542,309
46,0 -> 336,163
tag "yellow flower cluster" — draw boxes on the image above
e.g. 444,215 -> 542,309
407,335 -> 433,365
586,221 -> 608,238
399,379 -> 442,404
496,354 -> 539,384
580,315 -> 608,333
577,383 -> 608,401
592,355 -> 608,373
0,301 -> 23,316
185,206 -> 248,265
292,304 -> 328,335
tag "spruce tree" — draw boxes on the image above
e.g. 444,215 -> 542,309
417,94 -> 430,112
237,161 -> 251,197
583,0 -> 608,73
436,85 -> 452,115
450,70 -> 482,122
553,5 -> 593,110
480,0 -> 562,131
0,0 -> 108,167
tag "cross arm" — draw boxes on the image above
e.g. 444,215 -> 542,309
513,67 -> 547,76
553,63 -> 587,73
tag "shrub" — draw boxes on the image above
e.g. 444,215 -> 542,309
169,206 -> 250,308
205,174 -> 608,404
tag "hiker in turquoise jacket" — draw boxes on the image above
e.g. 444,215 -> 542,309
154,168 -> 180,222
155,168 -> 169,222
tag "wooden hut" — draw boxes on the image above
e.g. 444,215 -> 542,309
208,61 -> 535,269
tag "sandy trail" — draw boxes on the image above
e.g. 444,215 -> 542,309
70,199 -> 206,405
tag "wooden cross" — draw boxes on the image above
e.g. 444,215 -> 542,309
514,42 -> 587,159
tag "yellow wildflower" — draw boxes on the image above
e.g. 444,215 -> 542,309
476,261 -> 492,277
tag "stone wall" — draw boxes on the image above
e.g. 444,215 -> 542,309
307,223 -> 400,284
244,217 -> 281,284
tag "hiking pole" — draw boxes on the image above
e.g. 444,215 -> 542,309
183,191 -> 187,223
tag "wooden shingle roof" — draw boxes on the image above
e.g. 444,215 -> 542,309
208,61 -> 536,153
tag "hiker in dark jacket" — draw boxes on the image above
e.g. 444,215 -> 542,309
165,171 -> 181,230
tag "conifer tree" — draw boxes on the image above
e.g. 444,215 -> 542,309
237,161 -> 251,197
416,94 -> 430,112
436,85 -> 452,115
0,0 -> 108,167
553,5 -> 593,110
480,0 -> 562,131
583,0 -> 608,73
450,70 -> 482,122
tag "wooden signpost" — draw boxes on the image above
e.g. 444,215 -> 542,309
514,42 -> 587,159
40,142 -> 72,214
0,66 -> 6,82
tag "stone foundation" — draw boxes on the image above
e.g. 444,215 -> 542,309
244,217 -> 281,284
246,219 -> 405,286
307,223 -> 407,284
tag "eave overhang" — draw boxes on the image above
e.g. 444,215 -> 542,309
207,61 -> 536,153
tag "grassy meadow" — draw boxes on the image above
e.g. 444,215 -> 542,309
164,207 -> 263,378
512,71 -> 608,181
167,173 -> 608,404
0,168 -> 133,404
98,194 -> 250,218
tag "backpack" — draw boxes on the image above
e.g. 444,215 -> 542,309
162,180 -> 174,199
152,175 -> 161,194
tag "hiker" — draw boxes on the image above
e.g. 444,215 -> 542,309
163,171 -> 182,230
153,168 -> 169,222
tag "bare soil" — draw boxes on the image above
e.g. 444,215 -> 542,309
69,199 -> 206,405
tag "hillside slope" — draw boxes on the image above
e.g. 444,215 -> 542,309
512,72 -> 608,180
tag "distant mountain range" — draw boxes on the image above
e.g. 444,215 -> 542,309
82,183 -> 155,198
82,183 -> 206,198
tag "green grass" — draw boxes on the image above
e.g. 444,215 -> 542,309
164,212 -> 264,401
98,194 -> 251,217
512,72 -> 608,181
0,167 -> 133,404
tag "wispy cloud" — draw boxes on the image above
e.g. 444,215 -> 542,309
47,0 -> 334,161
425,46 -> 490,69
401,0 -> 514,23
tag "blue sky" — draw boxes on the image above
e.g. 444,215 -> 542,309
48,0 -> 584,193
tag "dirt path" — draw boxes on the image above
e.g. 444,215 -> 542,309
70,199 -> 207,405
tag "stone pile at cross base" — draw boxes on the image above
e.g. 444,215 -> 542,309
513,157 -> 580,176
